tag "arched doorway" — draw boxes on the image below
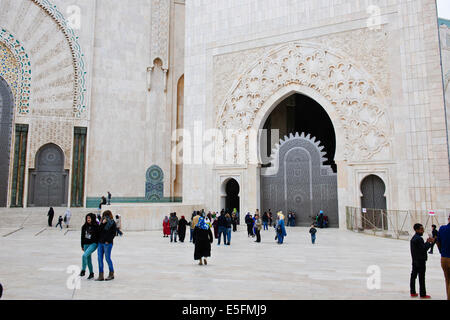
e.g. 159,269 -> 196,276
224,178 -> 240,214
28,144 -> 69,207
360,174 -> 387,230
0,76 -> 14,207
260,93 -> 338,227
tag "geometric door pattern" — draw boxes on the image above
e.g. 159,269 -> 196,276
28,144 -> 68,207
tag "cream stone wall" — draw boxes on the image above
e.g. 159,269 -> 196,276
184,0 -> 450,228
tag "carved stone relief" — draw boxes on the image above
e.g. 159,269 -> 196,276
216,42 -> 391,161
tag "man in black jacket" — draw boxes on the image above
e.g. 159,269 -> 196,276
410,223 -> 434,298
217,212 -> 227,245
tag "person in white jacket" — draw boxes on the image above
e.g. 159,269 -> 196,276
63,208 -> 72,228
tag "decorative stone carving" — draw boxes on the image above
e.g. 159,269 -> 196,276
28,119 -> 72,170
31,0 -> 87,117
0,29 -> 31,114
148,0 -> 170,92
216,42 -> 391,161
0,0 -> 87,118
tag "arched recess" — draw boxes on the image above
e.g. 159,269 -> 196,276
360,174 -> 387,230
221,178 -> 240,214
0,76 -> 15,207
28,143 -> 69,207
216,42 -> 392,164
174,74 -> 184,198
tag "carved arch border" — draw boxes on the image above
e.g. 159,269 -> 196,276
31,0 -> 87,117
216,42 -> 392,162
0,28 -> 32,114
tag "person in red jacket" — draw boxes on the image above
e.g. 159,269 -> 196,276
163,216 -> 171,238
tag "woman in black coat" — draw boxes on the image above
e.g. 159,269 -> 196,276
178,216 -> 189,242
47,207 -> 54,227
193,216 -> 213,265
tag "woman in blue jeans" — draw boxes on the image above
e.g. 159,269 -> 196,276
96,210 -> 117,281
80,213 -> 99,279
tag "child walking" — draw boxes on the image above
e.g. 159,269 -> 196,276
55,216 -> 63,229
309,224 -> 317,244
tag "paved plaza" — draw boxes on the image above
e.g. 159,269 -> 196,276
0,223 -> 447,300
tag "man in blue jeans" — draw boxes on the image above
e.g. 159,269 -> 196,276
436,214 -> 450,300
217,212 -> 227,245
225,213 -> 232,245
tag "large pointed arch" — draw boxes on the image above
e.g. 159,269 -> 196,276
216,42 -> 392,162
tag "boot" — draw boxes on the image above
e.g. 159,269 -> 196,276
203,258 -> 207,265
88,273 -> 95,280
198,259 -> 203,265
96,272 -> 104,281
105,271 -> 114,281
79,270 -> 86,277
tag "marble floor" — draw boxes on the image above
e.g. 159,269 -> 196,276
0,225 -> 447,300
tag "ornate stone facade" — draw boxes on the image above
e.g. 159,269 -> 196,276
216,43 -> 391,161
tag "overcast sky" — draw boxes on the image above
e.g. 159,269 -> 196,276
437,0 -> 450,19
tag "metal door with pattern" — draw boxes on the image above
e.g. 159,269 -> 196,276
360,174 -> 387,229
28,144 -> 68,207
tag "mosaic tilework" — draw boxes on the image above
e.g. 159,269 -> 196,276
0,42 -> 19,104
145,165 -> 164,201
0,29 -> 31,114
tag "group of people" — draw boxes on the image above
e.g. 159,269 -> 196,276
48,207 -> 72,229
314,210 -> 328,228
409,216 -> 450,299
79,210 -> 118,281
98,192 -> 112,210
162,212 -> 189,243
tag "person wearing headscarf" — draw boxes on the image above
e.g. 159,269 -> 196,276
318,210 -> 324,228
63,208 -> 72,228
178,215 -> 189,243
231,211 -> 238,232
245,213 -> 254,237
80,213 -> 99,279
47,207 -> 55,227
275,211 -> 287,244
193,216 -> 213,265
163,216 -> 170,238
254,213 -> 262,243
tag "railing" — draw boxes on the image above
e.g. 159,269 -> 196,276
346,207 -> 449,240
